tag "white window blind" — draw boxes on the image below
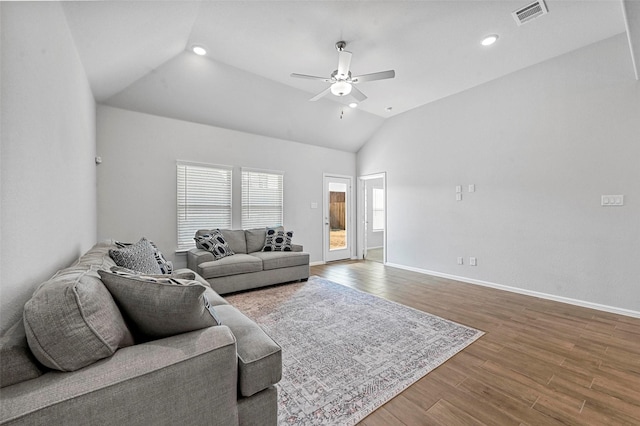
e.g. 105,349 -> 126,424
372,187 -> 385,231
177,162 -> 232,250
242,168 -> 283,229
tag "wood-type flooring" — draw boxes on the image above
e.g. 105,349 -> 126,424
310,260 -> 640,425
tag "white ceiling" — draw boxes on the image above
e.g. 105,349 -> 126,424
60,0 -> 636,152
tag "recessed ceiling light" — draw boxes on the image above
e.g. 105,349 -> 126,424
348,102 -> 358,108
192,45 -> 207,56
481,35 -> 499,46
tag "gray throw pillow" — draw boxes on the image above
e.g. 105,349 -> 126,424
194,230 -> 235,260
262,229 -> 293,252
98,271 -> 221,339
24,267 -> 134,371
109,237 -> 162,274
115,240 -> 173,274
110,265 -> 196,281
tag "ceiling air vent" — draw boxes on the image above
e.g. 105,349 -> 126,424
512,0 -> 548,26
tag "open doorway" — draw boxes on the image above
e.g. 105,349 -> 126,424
360,173 -> 386,264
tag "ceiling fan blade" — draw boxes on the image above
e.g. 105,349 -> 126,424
336,50 -> 352,78
309,87 -> 332,102
291,73 -> 332,82
350,85 -> 368,102
352,70 -> 395,83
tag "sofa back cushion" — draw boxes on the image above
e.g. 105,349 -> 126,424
196,229 -> 247,254
245,228 -> 268,254
23,243 -> 134,372
0,319 -> 45,387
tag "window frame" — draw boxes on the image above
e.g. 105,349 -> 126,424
176,161 -> 233,250
241,167 -> 284,229
372,187 -> 385,232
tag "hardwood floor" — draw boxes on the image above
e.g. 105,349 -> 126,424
310,260 -> 640,425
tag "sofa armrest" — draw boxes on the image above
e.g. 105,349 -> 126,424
292,244 -> 303,252
1,326 -> 239,426
187,247 -> 215,272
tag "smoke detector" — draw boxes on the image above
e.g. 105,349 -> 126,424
512,0 -> 548,26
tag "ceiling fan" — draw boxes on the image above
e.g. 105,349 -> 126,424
290,41 -> 395,102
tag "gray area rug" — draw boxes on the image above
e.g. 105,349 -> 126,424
225,276 -> 484,425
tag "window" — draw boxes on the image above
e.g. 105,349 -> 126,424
177,161 -> 232,250
242,168 -> 283,229
372,187 -> 385,231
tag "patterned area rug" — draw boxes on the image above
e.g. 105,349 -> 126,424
225,276 -> 484,425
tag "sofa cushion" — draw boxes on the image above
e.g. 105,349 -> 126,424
204,287 -> 229,307
0,319 -> 45,387
198,254 -> 263,279
23,266 -> 134,372
194,230 -> 235,260
250,251 -> 310,271
215,305 -> 282,397
219,229 -> 248,254
262,229 -> 294,252
99,271 -> 221,339
109,237 -> 162,274
245,228 -> 268,254
115,240 -> 173,274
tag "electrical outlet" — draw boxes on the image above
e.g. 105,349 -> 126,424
457,257 -> 464,265
470,257 -> 477,266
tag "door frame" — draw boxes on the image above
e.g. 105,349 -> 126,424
358,172 -> 387,264
323,173 -> 355,262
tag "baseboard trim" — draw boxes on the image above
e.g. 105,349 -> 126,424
385,262 -> 640,319
309,261 -> 326,267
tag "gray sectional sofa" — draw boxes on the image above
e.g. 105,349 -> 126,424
188,228 -> 310,295
0,240 -> 283,425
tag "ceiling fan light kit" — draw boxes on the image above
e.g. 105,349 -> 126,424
331,80 -> 352,96
291,40 -> 395,103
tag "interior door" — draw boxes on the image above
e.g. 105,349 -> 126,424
323,175 -> 352,262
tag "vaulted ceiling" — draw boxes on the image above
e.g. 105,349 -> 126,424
60,0 -> 639,152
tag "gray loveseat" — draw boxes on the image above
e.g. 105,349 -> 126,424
0,241 -> 281,425
187,228 -> 310,295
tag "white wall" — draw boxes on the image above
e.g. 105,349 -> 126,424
357,34 -> 640,315
97,105 -> 356,267
0,2 -> 97,332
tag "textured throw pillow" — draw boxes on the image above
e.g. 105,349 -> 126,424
194,230 -> 235,260
109,265 -> 195,281
109,237 -> 162,274
114,239 -> 173,274
98,271 -> 221,339
23,267 -> 134,371
262,228 -> 293,251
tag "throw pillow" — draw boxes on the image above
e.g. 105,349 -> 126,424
262,228 -> 293,251
109,237 -> 162,274
115,239 -> 173,274
194,230 -> 235,260
110,265 -> 196,281
98,271 -> 221,339
23,267 -> 134,371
